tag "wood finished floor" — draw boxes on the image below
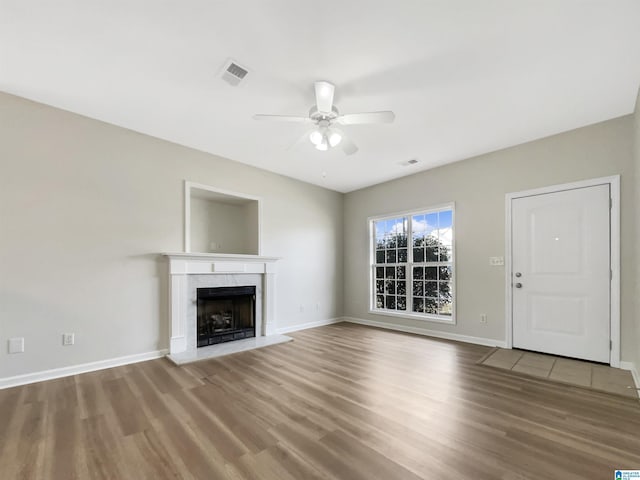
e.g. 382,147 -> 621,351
1,323 -> 639,480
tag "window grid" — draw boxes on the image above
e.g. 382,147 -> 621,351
372,207 -> 454,321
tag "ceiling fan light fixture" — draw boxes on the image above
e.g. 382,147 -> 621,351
254,80 -> 394,156
315,134 -> 329,151
328,130 -> 342,147
309,130 -> 323,146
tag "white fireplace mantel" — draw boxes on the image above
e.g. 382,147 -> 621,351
163,252 -> 281,359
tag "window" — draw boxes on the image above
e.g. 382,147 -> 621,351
370,205 -> 454,323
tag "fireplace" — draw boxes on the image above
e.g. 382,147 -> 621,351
197,286 -> 256,347
164,253 -> 287,363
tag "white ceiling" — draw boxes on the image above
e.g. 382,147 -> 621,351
2,1 -> 640,193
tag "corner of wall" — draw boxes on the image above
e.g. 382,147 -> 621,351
634,84 -> 640,373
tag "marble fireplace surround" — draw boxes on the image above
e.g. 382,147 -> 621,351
164,253 -> 290,364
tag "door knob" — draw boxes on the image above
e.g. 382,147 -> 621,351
515,283 -> 523,288
515,272 -> 522,277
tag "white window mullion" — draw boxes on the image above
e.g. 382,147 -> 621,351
407,215 -> 414,315
371,265 -> 376,310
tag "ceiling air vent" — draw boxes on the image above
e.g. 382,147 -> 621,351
220,59 -> 249,86
398,158 -> 419,167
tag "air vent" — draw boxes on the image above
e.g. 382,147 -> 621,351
220,59 -> 249,86
398,158 -> 419,167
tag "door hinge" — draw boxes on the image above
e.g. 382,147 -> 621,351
610,269 -> 613,280
609,198 -> 613,209
610,340 -> 613,350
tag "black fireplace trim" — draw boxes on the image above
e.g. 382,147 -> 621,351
197,285 -> 256,299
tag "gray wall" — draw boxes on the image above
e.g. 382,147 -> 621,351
0,93 -> 344,378
190,197 -> 258,255
344,116 -> 636,362
244,201 -> 260,255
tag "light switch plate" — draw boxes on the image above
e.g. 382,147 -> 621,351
8,337 -> 24,354
489,256 -> 505,266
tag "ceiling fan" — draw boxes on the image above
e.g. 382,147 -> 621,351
253,81 -> 395,155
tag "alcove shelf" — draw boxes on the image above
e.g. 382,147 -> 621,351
184,181 -> 261,255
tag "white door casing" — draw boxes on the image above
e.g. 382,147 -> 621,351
505,176 -> 620,367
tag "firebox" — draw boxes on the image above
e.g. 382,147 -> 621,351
196,286 -> 256,347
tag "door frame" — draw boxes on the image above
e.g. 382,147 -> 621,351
504,175 -> 620,367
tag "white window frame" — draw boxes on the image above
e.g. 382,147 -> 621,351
368,203 -> 456,325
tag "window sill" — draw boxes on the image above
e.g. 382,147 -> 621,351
368,308 -> 456,325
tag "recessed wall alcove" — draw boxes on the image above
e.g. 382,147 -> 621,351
185,181 -> 261,254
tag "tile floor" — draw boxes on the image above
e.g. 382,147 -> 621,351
480,348 -> 638,399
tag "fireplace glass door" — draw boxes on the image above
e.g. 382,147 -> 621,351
196,286 -> 256,346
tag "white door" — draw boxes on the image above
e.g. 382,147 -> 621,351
511,184 -> 610,363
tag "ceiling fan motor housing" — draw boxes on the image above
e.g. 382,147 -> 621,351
309,106 -> 339,123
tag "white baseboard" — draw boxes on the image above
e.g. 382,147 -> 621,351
276,317 -> 343,334
0,349 -> 169,390
620,361 -> 640,391
343,316 -> 508,348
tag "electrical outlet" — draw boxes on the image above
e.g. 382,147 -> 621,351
480,314 -> 487,324
316,303 -> 320,311
299,304 -> 304,313
63,333 -> 75,346
489,257 -> 504,266
8,337 -> 24,354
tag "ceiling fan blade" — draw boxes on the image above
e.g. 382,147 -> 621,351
331,128 -> 358,155
314,81 -> 335,113
253,114 -> 310,123
336,111 -> 395,125
287,128 -> 316,151
341,137 -> 358,155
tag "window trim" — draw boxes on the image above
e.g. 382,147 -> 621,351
368,203 -> 456,325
